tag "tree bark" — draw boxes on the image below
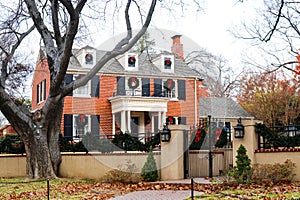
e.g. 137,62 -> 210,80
22,110 -> 62,179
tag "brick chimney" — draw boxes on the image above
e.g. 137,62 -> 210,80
171,35 -> 184,60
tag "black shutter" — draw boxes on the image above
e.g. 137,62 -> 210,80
43,79 -> 46,100
178,117 -> 186,125
65,74 -> 73,96
64,114 -> 73,141
117,76 -> 125,95
154,79 -> 162,97
36,84 -> 39,104
91,76 -> 100,97
178,80 -> 186,100
142,78 -> 150,96
91,115 -> 100,137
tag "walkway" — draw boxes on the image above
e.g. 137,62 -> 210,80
108,178 -> 210,200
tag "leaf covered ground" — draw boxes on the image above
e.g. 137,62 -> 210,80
0,178 -> 299,199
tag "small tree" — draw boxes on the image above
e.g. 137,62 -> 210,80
141,146 -> 158,182
231,144 -> 252,183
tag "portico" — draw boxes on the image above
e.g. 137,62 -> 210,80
109,96 -> 169,134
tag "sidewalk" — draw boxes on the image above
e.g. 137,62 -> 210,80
108,178 -> 210,200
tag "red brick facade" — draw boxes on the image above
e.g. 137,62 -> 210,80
32,45 -> 208,140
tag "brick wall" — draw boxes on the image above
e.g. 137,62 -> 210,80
31,57 -> 50,111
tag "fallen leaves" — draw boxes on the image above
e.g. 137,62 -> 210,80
0,178 -> 299,199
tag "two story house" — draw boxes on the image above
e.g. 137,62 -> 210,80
32,35 -> 208,141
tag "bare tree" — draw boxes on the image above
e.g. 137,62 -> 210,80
0,0 -> 158,179
235,0 -> 300,73
185,49 -> 240,97
0,0 -> 203,179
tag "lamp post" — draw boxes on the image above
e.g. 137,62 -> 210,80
208,115 -> 213,178
234,118 -> 245,139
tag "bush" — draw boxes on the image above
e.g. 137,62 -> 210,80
141,147 -> 159,182
81,132 -> 100,151
145,133 -> 160,152
0,134 -> 25,154
98,139 -> 114,153
59,134 -> 74,152
102,160 -> 141,183
112,132 -> 146,152
227,144 -> 252,184
252,159 -> 296,184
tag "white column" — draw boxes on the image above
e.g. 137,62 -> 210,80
121,111 -> 126,132
151,114 -> 155,133
127,111 -> 131,133
158,112 -> 161,130
162,112 -> 166,126
112,113 -> 116,135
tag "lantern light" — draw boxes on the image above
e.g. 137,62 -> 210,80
234,118 -> 245,138
160,124 -> 171,142
286,124 -> 297,137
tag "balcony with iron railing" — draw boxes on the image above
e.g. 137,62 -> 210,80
112,89 -> 177,99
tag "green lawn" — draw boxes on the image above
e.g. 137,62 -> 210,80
0,177 -> 299,200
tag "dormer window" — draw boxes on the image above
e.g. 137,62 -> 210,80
125,53 -> 139,71
128,55 -> 136,67
85,53 -> 93,64
164,57 -> 172,69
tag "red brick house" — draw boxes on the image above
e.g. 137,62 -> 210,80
0,124 -> 17,136
32,35 -> 208,141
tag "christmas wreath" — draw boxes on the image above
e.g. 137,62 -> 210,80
164,58 -> 172,67
128,77 -> 140,89
85,53 -> 93,64
164,79 -> 175,90
189,128 -> 207,150
128,56 -> 136,65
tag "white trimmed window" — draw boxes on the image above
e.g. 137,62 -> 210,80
73,74 -> 91,97
125,77 -> 142,96
162,79 -> 177,99
73,114 -> 91,141
36,79 -> 46,104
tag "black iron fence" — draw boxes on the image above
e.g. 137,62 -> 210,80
256,123 -> 300,149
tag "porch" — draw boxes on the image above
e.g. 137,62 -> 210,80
109,96 -> 169,135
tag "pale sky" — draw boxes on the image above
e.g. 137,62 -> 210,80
24,0 -> 262,97
94,0 -> 261,71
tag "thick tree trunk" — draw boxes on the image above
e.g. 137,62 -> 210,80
21,100 -> 64,179
24,127 -> 57,179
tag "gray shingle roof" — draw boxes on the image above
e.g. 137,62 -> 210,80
68,47 -> 199,79
199,98 -> 253,119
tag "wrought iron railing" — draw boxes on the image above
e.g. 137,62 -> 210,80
256,123 -> 300,149
112,89 -> 177,98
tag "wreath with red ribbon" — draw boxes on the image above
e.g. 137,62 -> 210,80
164,79 -> 175,90
128,77 -> 140,89
128,56 -> 136,65
85,53 -> 93,64
164,58 -> 172,67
